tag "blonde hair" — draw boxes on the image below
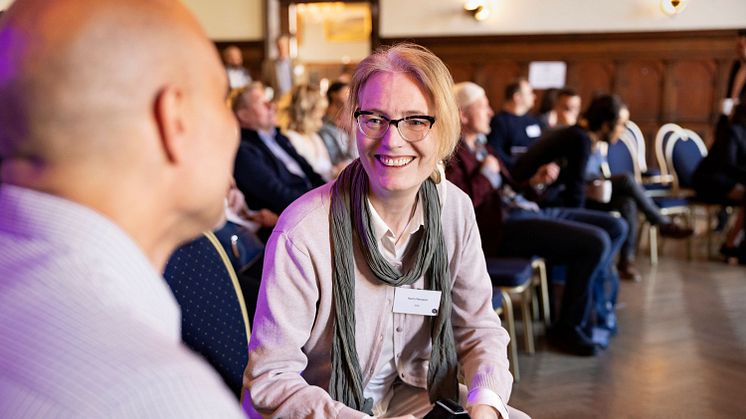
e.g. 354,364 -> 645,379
344,43 -> 460,163
287,84 -> 327,134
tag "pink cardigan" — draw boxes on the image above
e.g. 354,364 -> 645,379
243,180 -> 512,418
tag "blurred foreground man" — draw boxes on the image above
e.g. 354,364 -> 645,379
0,0 -> 245,417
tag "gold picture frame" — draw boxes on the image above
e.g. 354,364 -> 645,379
323,4 -> 371,43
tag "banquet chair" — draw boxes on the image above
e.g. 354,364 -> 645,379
163,231 -> 251,399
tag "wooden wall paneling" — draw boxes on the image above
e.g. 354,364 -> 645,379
304,62 -> 357,85
566,60 -> 615,105
472,61 -> 522,111
447,63 -> 476,84
616,60 -> 664,123
670,60 -> 717,129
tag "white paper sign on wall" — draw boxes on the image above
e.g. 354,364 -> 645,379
528,61 -> 567,89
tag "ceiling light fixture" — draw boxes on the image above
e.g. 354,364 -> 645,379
661,0 -> 689,16
464,0 -> 490,22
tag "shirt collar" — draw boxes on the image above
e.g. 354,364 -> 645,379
367,196 -> 425,245
365,165 -> 447,245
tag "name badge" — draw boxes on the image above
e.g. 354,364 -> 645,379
525,124 -> 541,138
393,288 -> 442,316
510,145 -> 528,156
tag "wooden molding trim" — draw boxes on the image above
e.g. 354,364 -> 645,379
380,29 -> 738,61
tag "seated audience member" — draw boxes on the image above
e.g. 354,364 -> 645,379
537,87 -> 581,131
489,78 -> 565,208
284,84 -> 337,181
537,87 -> 559,129
223,45 -> 252,89
448,82 -> 627,355
231,82 -> 324,223
487,78 -> 543,171
512,95 -> 628,208
552,88 -> 582,128
244,44 -> 528,419
0,1 -> 246,417
555,94 -> 692,280
693,97 -> 746,263
223,183 -> 276,321
319,80 -> 358,165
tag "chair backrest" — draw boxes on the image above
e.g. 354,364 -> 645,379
664,128 -> 708,191
163,231 -> 251,398
625,120 -> 648,173
607,126 -> 642,182
654,123 -> 685,178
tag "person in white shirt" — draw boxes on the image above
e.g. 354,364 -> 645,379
0,0 -> 245,417
223,45 -> 253,89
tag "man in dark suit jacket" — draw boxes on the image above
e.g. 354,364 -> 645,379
231,82 -> 324,218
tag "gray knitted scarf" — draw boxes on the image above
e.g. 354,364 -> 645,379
328,159 -> 459,414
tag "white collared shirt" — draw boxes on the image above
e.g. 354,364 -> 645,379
226,66 -> 252,89
0,185 -> 245,418
363,195 -> 425,415
257,129 -> 308,180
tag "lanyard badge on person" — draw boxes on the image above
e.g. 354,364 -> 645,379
392,288 -> 442,316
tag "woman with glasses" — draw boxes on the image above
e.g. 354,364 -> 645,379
243,44 -> 526,418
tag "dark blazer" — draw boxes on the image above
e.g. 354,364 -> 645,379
233,128 -> 325,216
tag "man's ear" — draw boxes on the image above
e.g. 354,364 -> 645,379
234,107 -> 250,126
153,85 -> 186,164
459,109 -> 469,126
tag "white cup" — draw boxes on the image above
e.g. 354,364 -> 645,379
587,179 -> 613,203
721,98 -> 736,116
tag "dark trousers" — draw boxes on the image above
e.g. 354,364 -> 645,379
586,172 -> 668,262
499,207 -> 628,332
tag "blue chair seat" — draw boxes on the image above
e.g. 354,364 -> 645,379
643,182 -> 671,192
653,196 -> 690,208
491,289 -> 503,310
485,257 -> 533,288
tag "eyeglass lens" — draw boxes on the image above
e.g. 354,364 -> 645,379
356,113 -> 433,142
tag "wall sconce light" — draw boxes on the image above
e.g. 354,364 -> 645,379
660,0 -> 688,16
464,0 -> 490,21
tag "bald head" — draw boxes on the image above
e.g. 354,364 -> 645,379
0,0 -> 216,163
0,0 -> 239,268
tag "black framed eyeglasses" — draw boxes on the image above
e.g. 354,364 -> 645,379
354,110 -> 436,142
